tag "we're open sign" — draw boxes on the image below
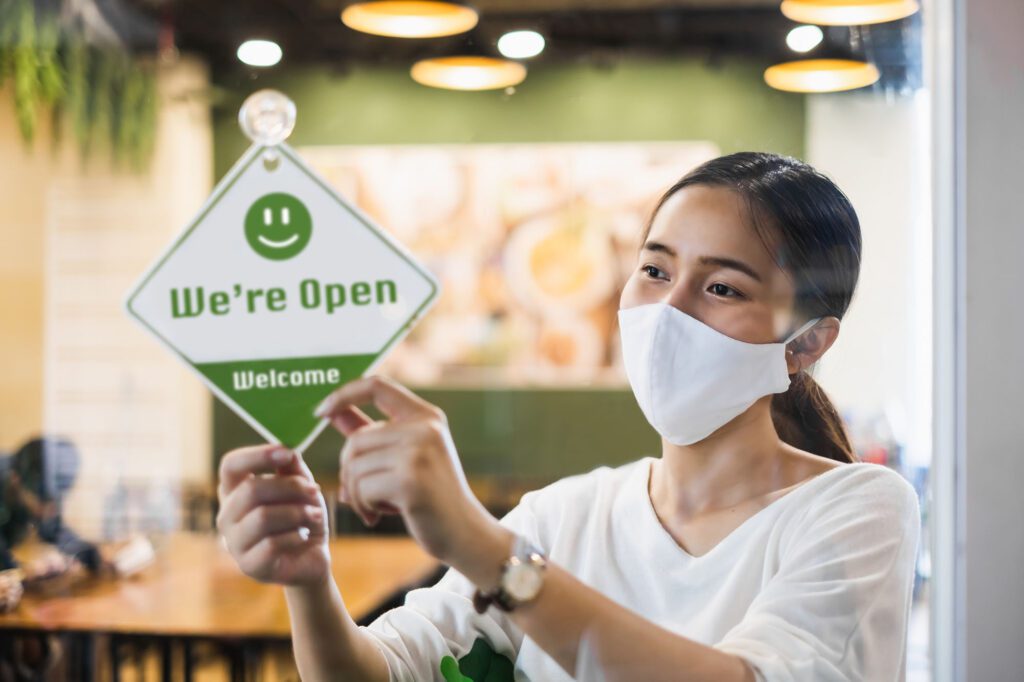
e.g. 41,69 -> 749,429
125,143 -> 439,451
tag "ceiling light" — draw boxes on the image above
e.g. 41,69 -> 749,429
764,59 -> 880,93
786,25 -> 824,52
341,1 -> 478,38
497,30 -> 546,59
237,39 -> 282,67
780,0 -> 919,26
411,56 -> 527,91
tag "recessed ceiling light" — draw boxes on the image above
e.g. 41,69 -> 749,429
764,58 -> 880,93
341,1 -> 478,38
786,25 -> 824,53
780,0 -> 919,26
411,56 -> 527,91
237,39 -> 282,67
497,30 -> 546,59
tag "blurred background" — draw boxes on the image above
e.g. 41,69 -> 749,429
0,0 -> 935,679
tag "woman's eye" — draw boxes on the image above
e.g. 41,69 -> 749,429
708,282 -> 743,298
642,264 -> 667,280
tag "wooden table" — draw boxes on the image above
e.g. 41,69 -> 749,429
0,533 -> 441,680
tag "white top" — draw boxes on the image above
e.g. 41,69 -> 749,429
362,458 -> 920,682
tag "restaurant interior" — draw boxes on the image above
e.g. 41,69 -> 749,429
2,0 -> 1015,680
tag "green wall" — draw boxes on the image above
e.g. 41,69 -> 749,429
213,57 -> 804,176
213,388 -> 661,489
210,56 -> 805,490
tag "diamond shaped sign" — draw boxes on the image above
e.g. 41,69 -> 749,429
125,143 -> 439,452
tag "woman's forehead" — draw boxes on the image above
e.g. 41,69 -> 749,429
648,185 -> 782,274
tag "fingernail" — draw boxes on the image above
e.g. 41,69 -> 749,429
313,394 -> 335,418
270,449 -> 291,465
305,506 -> 323,522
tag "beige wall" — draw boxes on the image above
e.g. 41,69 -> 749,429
0,57 -> 215,537
0,86 -> 58,451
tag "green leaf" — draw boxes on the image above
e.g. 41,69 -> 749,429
92,48 -> 117,157
451,638 -> 516,682
12,0 -> 39,142
132,64 -> 157,169
440,655 -> 473,682
64,38 -> 90,155
36,12 -> 64,104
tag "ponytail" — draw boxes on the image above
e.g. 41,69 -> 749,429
771,372 -> 856,463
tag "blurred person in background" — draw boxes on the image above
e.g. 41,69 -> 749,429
0,432 -> 103,577
0,437 -> 108,681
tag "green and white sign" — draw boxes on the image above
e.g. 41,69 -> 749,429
125,143 -> 439,451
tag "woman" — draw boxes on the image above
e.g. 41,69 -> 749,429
216,152 -> 919,682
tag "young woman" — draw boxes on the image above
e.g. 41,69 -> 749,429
216,152 -> 920,682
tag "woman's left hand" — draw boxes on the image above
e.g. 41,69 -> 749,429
315,376 -> 510,576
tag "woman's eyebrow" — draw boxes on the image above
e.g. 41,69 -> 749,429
642,241 -> 763,283
642,240 -> 676,256
698,255 -> 763,282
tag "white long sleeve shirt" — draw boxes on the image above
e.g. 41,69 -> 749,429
362,458 -> 920,682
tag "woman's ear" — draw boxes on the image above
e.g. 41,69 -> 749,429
785,316 -> 840,374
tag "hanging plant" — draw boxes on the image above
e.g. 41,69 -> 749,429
0,0 -> 158,169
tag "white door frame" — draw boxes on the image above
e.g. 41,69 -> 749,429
930,0 -> 1024,680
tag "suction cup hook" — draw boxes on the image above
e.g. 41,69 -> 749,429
238,89 -> 296,170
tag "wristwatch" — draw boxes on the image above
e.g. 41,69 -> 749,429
472,534 -> 547,614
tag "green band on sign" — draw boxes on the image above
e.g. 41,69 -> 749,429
196,354 -> 377,448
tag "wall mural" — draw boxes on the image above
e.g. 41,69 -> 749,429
299,142 -> 719,387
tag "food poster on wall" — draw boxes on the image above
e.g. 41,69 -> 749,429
298,142 -> 719,387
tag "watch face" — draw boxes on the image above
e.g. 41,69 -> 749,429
504,561 -> 544,602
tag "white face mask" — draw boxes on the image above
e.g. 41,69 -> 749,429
618,302 -> 820,446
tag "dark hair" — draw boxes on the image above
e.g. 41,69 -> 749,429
14,437 -> 82,501
644,152 -> 861,463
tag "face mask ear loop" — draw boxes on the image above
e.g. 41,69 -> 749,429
782,317 -> 821,346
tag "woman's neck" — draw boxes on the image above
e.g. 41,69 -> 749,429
651,396 -> 796,519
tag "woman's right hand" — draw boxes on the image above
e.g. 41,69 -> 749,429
216,445 -> 330,587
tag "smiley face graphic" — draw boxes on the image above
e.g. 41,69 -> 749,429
244,192 -> 313,260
